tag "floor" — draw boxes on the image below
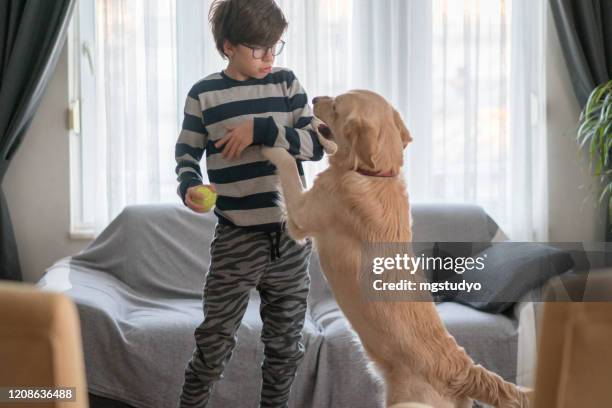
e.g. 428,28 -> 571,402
89,393 -> 137,408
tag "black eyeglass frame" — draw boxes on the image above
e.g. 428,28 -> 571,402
241,40 -> 286,59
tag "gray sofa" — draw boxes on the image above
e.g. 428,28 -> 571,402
37,202 -> 534,408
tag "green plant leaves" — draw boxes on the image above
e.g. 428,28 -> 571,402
577,80 -> 612,211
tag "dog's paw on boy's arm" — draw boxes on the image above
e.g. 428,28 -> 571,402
311,117 -> 337,155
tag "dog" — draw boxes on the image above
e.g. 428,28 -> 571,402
261,90 -> 531,407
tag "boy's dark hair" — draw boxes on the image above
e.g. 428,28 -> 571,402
209,0 -> 288,60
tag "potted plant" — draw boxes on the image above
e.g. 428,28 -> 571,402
577,80 -> 612,241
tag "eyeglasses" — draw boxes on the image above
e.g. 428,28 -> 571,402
241,40 -> 285,59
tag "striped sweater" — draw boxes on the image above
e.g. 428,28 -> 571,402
174,68 -> 324,232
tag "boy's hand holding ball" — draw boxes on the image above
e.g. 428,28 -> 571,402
187,184 -> 217,213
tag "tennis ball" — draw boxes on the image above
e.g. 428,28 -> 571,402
193,185 -> 217,212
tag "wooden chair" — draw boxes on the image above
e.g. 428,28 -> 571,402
533,271 -> 612,408
0,281 -> 89,407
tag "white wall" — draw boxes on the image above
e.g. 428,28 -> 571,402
2,10 -> 606,283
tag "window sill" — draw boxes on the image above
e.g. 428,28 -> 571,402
69,226 -> 96,241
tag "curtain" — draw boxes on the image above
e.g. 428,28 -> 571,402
91,0 -> 178,228
0,0 -> 76,281
549,0 -> 612,243
91,0 -> 546,240
549,0 -> 612,107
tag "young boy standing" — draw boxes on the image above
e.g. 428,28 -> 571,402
174,0 -> 324,407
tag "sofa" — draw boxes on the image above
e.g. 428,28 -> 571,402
37,202 -> 540,408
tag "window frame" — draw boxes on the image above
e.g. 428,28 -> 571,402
68,0 -> 98,240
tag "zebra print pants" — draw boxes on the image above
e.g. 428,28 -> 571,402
178,222 -> 313,408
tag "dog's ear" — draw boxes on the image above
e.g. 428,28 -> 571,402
393,108 -> 412,149
344,116 -> 379,169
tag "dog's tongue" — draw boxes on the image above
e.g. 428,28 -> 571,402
318,124 -> 332,139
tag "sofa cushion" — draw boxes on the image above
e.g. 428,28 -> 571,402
437,242 -> 575,313
411,203 -> 501,243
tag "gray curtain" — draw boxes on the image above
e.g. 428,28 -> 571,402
0,0 -> 76,281
550,0 -> 612,245
550,0 -> 612,107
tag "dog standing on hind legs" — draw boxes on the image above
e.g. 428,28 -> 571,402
261,89 -> 532,408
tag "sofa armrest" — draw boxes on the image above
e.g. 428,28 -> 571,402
512,283 -> 550,388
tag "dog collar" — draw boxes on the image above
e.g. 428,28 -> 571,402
355,168 -> 397,177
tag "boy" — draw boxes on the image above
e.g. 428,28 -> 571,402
174,0 -> 324,407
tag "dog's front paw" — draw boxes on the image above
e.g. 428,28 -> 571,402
312,117 -> 338,155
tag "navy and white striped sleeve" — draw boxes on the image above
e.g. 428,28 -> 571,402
174,86 -> 208,204
252,72 -> 324,162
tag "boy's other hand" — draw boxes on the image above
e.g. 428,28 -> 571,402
214,119 -> 254,160
185,184 -> 217,213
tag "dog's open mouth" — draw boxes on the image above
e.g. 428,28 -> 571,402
318,123 -> 333,140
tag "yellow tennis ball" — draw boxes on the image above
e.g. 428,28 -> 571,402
193,185 -> 217,212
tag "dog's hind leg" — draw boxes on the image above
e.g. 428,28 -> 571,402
382,369 -> 454,408
451,364 -> 529,408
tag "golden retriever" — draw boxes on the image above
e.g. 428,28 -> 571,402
261,90 -> 530,408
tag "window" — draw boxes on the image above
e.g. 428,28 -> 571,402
70,0 -> 546,240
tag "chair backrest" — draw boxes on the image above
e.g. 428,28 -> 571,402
0,282 -> 89,407
533,272 -> 612,408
